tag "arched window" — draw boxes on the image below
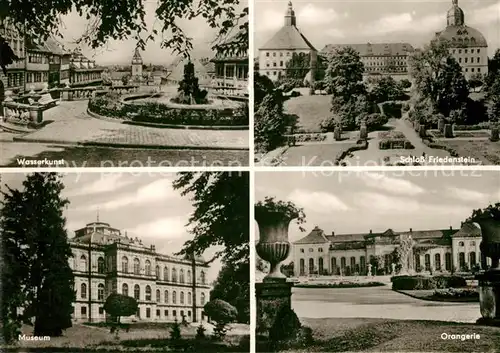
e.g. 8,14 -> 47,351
164,266 -> 169,281
469,252 -> 476,266
172,268 -> 178,282
80,255 -> 87,272
122,257 -> 129,273
201,292 -> 206,306
81,283 -> 87,299
424,254 -> 431,271
156,265 -> 160,279
122,283 -> 129,296
98,283 -> 105,300
145,260 -> 151,276
97,257 -> 105,274
173,291 -> 177,304
156,289 -> 161,303
445,253 -> 452,271
200,271 -> 206,284
180,269 -> 185,283
435,253 -> 441,271
318,257 -> 324,274
331,257 -> 337,275
459,241 -> 464,247
340,257 -> 346,270
187,270 -> 192,283
145,285 -> 152,301
134,284 -> 140,300
308,258 -> 314,274
133,258 -> 140,274
165,290 -> 169,304
459,252 -> 466,269
300,258 -> 305,275
180,291 -> 185,304
188,292 -> 192,305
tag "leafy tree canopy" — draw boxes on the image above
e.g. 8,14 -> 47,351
103,293 -> 138,323
0,1 -> 247,58
436,57 -> 469,118
324,46 -> 365,100
204,299 -> 238,324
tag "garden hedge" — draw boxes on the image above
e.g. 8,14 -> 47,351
391,275 -> 467,290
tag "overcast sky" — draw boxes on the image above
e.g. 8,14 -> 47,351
54,1 -> 245,65
1,172 -> 224,282
255,0 -> 500,55
255,171 -> 500,251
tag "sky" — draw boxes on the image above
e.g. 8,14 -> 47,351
255,170 -> 500,257
255,0 -> 500,56
0,172 -> 224,282
53,1 -> 244,65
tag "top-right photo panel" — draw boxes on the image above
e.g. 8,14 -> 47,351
254,0 -> 500,167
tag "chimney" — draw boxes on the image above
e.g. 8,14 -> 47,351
410,228 -> 412,232
331,231 -> 335,236
369,229 -> 372,234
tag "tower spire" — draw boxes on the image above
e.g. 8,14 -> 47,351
284,1 -> 296,27
96,207 -> 99,222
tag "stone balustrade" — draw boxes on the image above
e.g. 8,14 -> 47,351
107,85 -> 140,95
60,87 -> 99,101
2,100 -> 44,126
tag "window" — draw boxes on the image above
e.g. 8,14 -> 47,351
146,308 -> 151,318
145,260 -> 151,276
318,248 -> 323,253
188,292 -> 192,305
180,269 -> 185,283
300,259 -> 305,275
187,270 -> 191,283
133,258 -> 140,274
164,266 -> 169,281
478,68 -> 481,72
477,49 -> 480,53
465,49 -> 468,54
331,258 -> 337,275
201,293 -> 206,306
272,52 -> 276,57
280,52 -> 283,57
445,253 -> 452,271
173,291 -> 177,304
279,61 -> 283,67
122,283 -> 128,296
300,248 -> 304,253
180,310 -> 184,318
165,290 -> 169,303
188,310 -> 191,317
309,248 -> 313,252
156,309 -> 160,317
172,268 -> 177,282
134,284 -> 140,300
424,254 -> 431,271
81,306 -> 87,316
99,307 -> 104,315
477,57 -> 480,63
181,292 -> 185,304
97,257 -> 105,274
81,283 -> 87,299
156,265 -> 160,279
459,241 -> 464,246
459,252 -> 466,269
164,310 -> 168,317
465,57 -> 468,63
156,289 -> 161,303
273,62 -> 276,67
266,52 -> 269,57
98,284 -> 104,300
471,241 -> 476,246
318,257 -> 324,274
472,68 -> 475,72
122,257 -> 129,273
200,271 -> 206,285
80,255 -> 87,271
340,257 -> 346,269
145,285 -> 152,301
469,252 -> 476,266
435,254 -> 441,271
173,310 -> 177,317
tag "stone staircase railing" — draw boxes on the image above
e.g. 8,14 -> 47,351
2,100 -> 44,128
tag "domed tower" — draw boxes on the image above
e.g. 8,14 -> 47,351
447,0 -> 465,27
284,1 -> 296,27
131,47 -> 143,77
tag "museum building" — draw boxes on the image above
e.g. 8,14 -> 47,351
68,220 -> 211,323
293,223 -> 490,277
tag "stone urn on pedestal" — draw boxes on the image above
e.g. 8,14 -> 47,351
471,206 -> 500,326
255,199 -> 303,332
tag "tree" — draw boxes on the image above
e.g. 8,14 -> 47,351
254,72 -> 277,108
172,173 -> 249,322
285,52 -> 310,81
0,2 -> 247,59
170,318 -> 182,341
468,73 -> 484,92
435,57 -> 469,119
103,293 -> 138,323
176,61 -> 208,104
487,74 -> 500,122
121,74 -> 131,86
486,49 -> 500,92
400,79 -> 412,90
254,90 -> 288,152
370,76 -> 405,103
409,39 -> 452,106
204,299 -> 237,340
1,173 -> 75,340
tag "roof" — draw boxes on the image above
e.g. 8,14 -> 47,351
204,61 -> 215,73
321,43 -> 415,57
110,71 -> 131,79
294,226 -> 330,244
261,25 -> 316,51
436,25 -> 488,48
27,37 -> 67,55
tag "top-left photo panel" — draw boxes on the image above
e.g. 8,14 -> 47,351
0,1 -> 249,168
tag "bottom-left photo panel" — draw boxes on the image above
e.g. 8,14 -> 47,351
0,171 -> 250,352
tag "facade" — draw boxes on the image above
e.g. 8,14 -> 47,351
69,48 -> 103,87
293,223 -> 489,277
26,37 -> 69,90
69,221 -> 211,323
321,42 -> 415,80
258,1 -> 316,81
435,0 -> 488,79
0,19 -> 26,91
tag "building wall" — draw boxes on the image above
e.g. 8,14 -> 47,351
449,46 -> 488,79
258,49 -> 312,81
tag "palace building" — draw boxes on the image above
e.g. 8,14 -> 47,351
68,220 -> 211,323
293,223 -> 489,277
434,0 -> 488,79
258,1 -> 316,81
69,48 -> 104,87
321,43 -> 415,80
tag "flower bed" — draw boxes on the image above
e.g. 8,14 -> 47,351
378,131 -> 414,150
295,281 -> 385,289
433,287 -> 478,300
454,122 -> 491,130
292,133 -> 328,143
88,93 -> 248,126
391,275 -> 467,290
430,130 -> 490,139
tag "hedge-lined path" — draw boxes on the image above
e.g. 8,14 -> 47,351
11,101 -> 248,150
292,285 -> 478,323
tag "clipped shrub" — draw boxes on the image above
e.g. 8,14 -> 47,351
204,299 -> 238,340
359,125 -> 368,140
269,306 -> 302,342
444,124 -> 454,138
170,318 -> 182,341
491,127 -> 499,142
195,324 -> 206,340
391,275 -> 467,290
103,293 -> 138,323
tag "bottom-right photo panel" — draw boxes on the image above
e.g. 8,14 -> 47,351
254,170 -> 500,353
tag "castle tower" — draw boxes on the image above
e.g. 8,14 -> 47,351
131,47 -> 143,77
447,0 -> 465,27
284,1 -> 296,27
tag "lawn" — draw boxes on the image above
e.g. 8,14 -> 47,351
397,289 -> 479,303
439,139 -> 500,165
429,130 -> 491,138
280,142 -> 358,166
257,318 -> 500,352
284,94 -> 332,133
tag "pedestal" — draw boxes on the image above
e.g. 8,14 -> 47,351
476,271 -> 500,326
256,280 -> 293,333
